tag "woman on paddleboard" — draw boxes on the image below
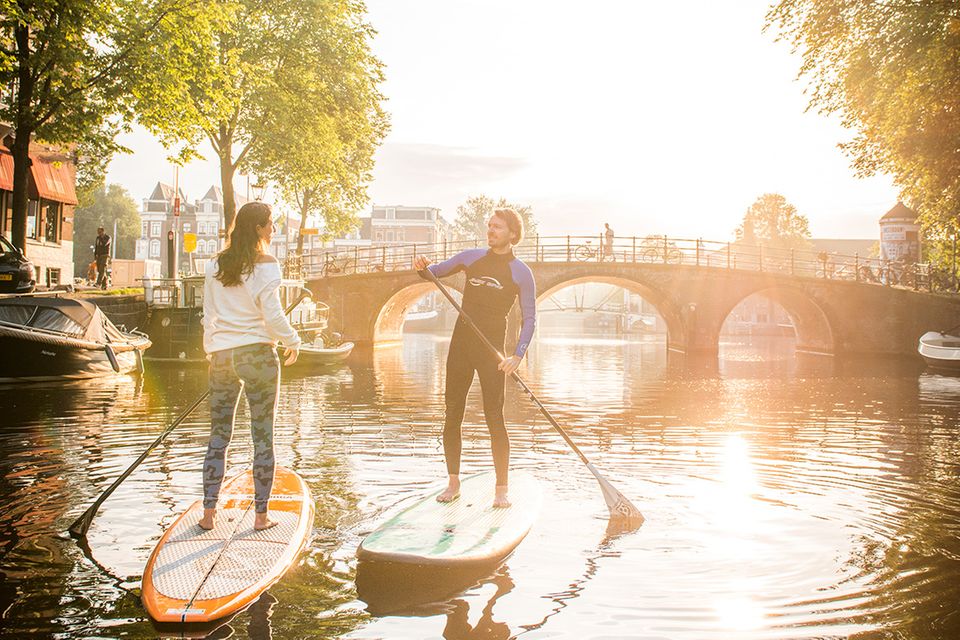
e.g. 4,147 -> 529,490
414,208 -> 537,508
199,202 -> 300,531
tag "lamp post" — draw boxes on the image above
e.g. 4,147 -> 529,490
252,181 -> 266,201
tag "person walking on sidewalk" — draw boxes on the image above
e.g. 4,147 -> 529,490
94,227 -> 111,289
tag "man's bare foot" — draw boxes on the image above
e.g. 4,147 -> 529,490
254,513 -> 278,531
436,476 -> 461,503
198,508 -> 216,531
493,485 -> 511,508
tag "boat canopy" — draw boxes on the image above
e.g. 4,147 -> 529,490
0,296 -> 122,343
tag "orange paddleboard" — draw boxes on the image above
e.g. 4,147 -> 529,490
141,467 -> 314,623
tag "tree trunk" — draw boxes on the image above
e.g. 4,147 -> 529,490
296,188 -> 312,255
10,126 -> 32,256
219,137 -> 237,233
10,22 -> 35,256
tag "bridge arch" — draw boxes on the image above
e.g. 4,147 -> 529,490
372,281 -> 463,343
536,273 -> 685,346
717,285 -> 836,355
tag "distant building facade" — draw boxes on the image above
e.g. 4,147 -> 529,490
363,205 -> 450,246
135,183 -> 254,277
879,202 -> 920,264
0,128 -> 79,287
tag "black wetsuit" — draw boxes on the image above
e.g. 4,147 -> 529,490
425,248 -> 536,485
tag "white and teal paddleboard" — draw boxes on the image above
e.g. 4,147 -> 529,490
357,471 -> 541,567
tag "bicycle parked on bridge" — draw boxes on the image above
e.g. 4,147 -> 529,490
320,254 -> 356,278
574,240 -> 611,262
640,244 -> 683,264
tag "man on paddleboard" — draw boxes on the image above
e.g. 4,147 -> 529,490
414,208 -> 536,507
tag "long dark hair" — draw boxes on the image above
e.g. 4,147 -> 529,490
216,202 -> 272,286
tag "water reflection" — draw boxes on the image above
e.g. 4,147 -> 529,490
2,334 -> 960,638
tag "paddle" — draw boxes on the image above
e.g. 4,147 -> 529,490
421,268 -> 644,526
68,288 -> 312,540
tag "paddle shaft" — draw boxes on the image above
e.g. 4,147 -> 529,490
422,269 -> 593,468
68,291 -> 311,539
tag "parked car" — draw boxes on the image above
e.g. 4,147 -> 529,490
0,235 -> 35,294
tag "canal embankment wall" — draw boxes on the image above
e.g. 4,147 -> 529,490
75,293 -> 149,331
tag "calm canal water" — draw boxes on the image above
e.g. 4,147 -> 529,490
1,333 -> 959,639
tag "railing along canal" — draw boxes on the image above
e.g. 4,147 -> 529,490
289,235 -> 956,294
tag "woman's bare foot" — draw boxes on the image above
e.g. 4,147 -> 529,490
493,485 -> 511,508
436,476 -> 461,503
254,513 -> 278,531
198,508 -> 216,531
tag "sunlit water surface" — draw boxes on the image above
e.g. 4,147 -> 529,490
1,334 -> 959,639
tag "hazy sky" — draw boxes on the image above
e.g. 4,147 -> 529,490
106,0 -> 898,240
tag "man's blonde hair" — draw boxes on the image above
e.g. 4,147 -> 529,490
493,207 -> 523,245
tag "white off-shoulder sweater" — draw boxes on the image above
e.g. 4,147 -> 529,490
202,258 -> 301,355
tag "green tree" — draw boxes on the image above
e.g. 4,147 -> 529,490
72,184 -> 140,275
452,195 -> 538,244
133,0 -> 387,234
734,193 -> 812,250
766,1 -> 960,256
0,0 -> 181,255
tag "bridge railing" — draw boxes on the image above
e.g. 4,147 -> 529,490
295,235 -> 956,293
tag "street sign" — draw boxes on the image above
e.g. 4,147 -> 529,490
183,232 -> 197,253
301,228 -> 320,235
173,196 -> 181,217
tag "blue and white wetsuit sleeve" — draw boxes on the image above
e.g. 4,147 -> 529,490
421,249 -> 485,279
511,261 -> 537,358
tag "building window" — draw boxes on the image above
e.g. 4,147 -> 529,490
142,221 -> 148,238
183,223 -> 191,233
197,222 -> 205,235
151,222 -> 161,237
46,267 -> 61,287
43,200 -> 61,243
26,199 -> 38,239
150,239 -> 160,257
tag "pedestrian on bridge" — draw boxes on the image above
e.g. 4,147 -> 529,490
413,208 -> 537,508
604,223 -> 615,261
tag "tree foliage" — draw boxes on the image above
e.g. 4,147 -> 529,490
72,183 -> 141,273
452,195 -> 538,244
766,1 -> 960,257
0,0 -> 180,254
132,0 -> 387,235
734,193 -> 812,250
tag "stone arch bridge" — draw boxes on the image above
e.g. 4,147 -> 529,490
303,237 -> 960,359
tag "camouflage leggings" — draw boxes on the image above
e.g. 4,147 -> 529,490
203,343 -> 280,514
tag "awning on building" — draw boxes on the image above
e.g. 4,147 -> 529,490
30,154 -> 78,205
0,152 -> 13,191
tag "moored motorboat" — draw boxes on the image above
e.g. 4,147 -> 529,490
918,331 -> 960,373
0,295 -> 150,382
295,339 -> 354,367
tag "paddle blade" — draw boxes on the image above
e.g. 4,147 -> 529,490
68,509 -> 93,539
586,463 -> 645,526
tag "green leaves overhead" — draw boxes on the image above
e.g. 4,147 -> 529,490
132,0 -> 388,232
767,1 -> 960,251
453,195 -> 538,245
735,193 -> 812,251
0,0 -> 179,252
